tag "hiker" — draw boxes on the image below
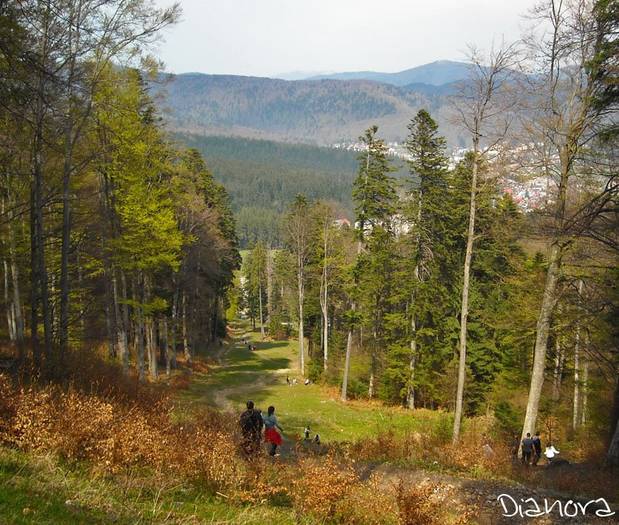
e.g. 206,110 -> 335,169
532,432 -> 542,466
544,442 -> 560,464
313,433 -> 320,445
304,425 -> 311,440
239,400 -> 263,458
286,375 -> 290,386
304,378 -> 310,385
262,405 -> 283,456
521,433 -> 534,465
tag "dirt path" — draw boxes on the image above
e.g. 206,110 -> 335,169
183,325 -> 618,523
357,463 -> 619,524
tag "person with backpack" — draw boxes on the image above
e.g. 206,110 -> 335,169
239,400 -> 263,458
521,432 -> 534,465
262,405 -> 283,456
532,432 -> 542,465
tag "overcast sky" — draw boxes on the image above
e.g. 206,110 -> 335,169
153,0 -> 538,77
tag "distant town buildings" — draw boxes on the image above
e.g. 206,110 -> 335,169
330,141 -> 557,213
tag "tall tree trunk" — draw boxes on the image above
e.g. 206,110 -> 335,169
320,226 -> 329,371
266,248 -> 272,325
573,321 -> 581,431
59,131 -> 72,371
171,284 -> 178,369
407,312 -> 417,409
341,327 -> 353,401
8,210 -> 24,362
552,336 -> 564,401
3,259 -> 16,341
581,354 -> 588,427
134,275 -> 145,382
297,262 -> 305,376
182,292 -> 190,364
258,281 -> 265,338
144,278 -> 157,380
453,150 -> 479,443
29,183 -> 40,368
112,271 -> 129,370
163,316 -> 170,376
520,242 -> 562,440
321,273 -> 328,371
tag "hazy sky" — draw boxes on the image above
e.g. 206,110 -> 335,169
153,0 -> 538,77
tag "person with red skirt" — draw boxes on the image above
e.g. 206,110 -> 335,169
262,405 -> 283,456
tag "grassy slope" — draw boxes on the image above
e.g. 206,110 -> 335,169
0,447 -> 310,525
178,322 -> 443,442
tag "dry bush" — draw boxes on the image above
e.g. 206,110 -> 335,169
335,474 -> 398,525
0,371 -> 247,495
289,455 -> 359,520
396,480 -> 474,525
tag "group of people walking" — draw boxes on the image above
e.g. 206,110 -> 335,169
515,431 -> 560,466
239,400 -> 283,457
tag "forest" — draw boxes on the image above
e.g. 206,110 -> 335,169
0,1 -> 239,380
240,0 -> 619,461
172,134 -> 361,247
0,0 -> 617,523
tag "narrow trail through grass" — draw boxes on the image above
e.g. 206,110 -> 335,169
177,321 -> 441,443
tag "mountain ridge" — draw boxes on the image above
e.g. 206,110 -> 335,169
304,60 -> 473,86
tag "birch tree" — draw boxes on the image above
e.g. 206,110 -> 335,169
451,44 -> 520,442
519,0 -> 618,443
285,195 -> 311,376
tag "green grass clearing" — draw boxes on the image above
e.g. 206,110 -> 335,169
178,322 -> 444,443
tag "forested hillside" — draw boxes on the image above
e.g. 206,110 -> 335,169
0,1 -> 618,524
173,134 -> 366,246
152,73 -> 465,146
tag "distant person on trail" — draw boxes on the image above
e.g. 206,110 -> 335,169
262,405 -> 283,456
532,432 -> 542,465
304,425 -> 311,440
521,432 -> 534,465
286,375 -> 290,386
313,433 -> 320,445
239,400 -> 263,458
544,442 -> 560,464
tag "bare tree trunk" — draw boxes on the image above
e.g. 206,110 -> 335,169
573,321 -> 581,431
112,271 -> 129,370
581,354 -> 588,427
407,313 -> 417,409
104,300 -> 115,359
521,242 -> 562,439
134,275 -> 145,382
266,248 -> 272,325
297,262 -> 305,376
59,130 -> 73,370
3,259 -> 16,341
341,328 -> 353,402
29,183 -> 40,368
163,316 -> 170,376
453,150 -> 479,443
8,212 -> 24,362
144,278 -> 157,380
182,292 -> 190,364
320,222 -> 329,371
321,273 -> 328,371
258,281 -> 265,338
171,284 -> 178,369
552,337 -> 564,401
